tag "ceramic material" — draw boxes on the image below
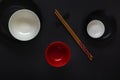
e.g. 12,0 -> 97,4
8,9 -> 41,41
87,20 -> 105,39
45,41 -> 71,68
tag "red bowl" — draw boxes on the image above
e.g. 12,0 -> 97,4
45,41 -> 71,68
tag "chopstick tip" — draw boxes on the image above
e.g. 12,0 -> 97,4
55,9 -> 57,12
89,55 -> 94,61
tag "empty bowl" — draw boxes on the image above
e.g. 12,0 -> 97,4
87,19 -> 105,39
8,9 -> 41,41
45,41 -> 71,68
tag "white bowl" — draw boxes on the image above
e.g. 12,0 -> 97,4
8,9 -> 41,41
87,20 -> 105,39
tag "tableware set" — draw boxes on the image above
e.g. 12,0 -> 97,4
0,0 -> 116,68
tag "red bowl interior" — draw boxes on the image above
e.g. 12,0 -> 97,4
45,41 -> 71,68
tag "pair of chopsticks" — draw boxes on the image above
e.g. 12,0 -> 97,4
55,9 -> 93,61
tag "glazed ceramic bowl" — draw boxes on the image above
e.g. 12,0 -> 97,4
8,9 -> 41,41
45,41 -> 71,68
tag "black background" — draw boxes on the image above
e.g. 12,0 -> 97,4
0,0 -> 120,80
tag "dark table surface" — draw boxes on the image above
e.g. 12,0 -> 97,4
0,0 -> 120,80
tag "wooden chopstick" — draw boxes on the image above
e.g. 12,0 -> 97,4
55,9 -> 93,61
